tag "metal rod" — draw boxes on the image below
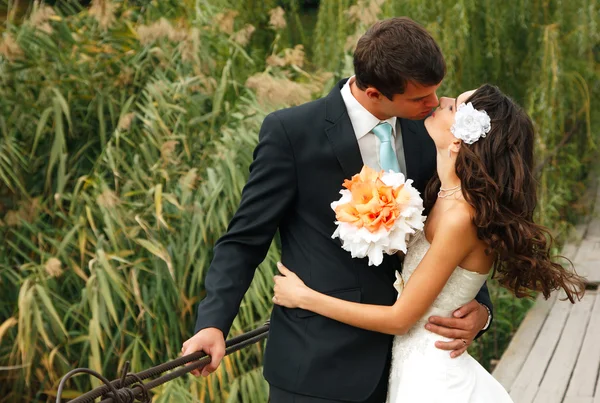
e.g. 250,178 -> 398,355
56,323 -> 269,403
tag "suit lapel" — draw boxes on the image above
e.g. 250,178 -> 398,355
400,118 -> 422,185
325,80 -> 364,179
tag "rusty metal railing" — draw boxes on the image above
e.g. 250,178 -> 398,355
55,322 -> 270,403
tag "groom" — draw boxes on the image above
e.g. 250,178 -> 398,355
182,17 -> 493,402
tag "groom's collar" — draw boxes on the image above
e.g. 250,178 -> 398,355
326,78 -> 399,132
341,76 -> 397,140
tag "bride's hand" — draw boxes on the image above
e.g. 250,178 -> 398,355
273,262 -> 309,309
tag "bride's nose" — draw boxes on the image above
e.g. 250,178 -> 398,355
439,97 -> 453,107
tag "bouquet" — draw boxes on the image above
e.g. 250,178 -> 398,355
331,166 -> 426,266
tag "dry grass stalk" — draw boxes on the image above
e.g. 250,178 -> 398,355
246,73 -> 315,107
0,317 -> 18,343
117,67 -> 134,86
180,27 -> 200,63
266,54 -> 286,67
232,25 -> 256,47
284,45 -> 305,67
117,113 -> 135,131
3,198 -> 41,227
179,168 -> 198,190
97,189 -> 120,208
266,45 -> 306,68
44,258 -> 63,278
29,2 -> 56,34
0,34 -> 24,62
189,72 -> 217,95
346,0 -> 386,27
214,10 -> 239,35
137,18 -> 188,45
161,140 -> 180,164
89,0 -> 117,30
269,7 -> 287,30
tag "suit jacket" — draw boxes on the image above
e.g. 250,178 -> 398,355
195,79 -> 493,401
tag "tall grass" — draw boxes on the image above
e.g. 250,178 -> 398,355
0,1 -> 328,401
0,0 -> 598,401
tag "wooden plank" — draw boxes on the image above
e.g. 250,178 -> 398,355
563,398 -> 593,403
564,398 -> 594,403
586,217 -> 600,241
592,290 -> 600,403
573,239 -> 600,285
563,242 -> 583,262
532,294 -> 595,403
562,223 -> 590,260
576,262 -> 600,285
573,239 -> 600,263
594,378 -> 600,403
509,296 -> 572,403
492,293 -> 558,390
566,291 -> 600,399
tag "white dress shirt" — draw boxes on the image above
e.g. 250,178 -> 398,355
340,76 -> 407,175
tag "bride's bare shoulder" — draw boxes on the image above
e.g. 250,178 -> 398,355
435,202 -> 478,242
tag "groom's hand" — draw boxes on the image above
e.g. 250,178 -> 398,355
424,299 -> 488,358
181,327 -> 225,377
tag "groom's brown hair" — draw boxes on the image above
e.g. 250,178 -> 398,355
354,17 -> 446,99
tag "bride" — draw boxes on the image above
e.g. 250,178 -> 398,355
271,84 -> 585,403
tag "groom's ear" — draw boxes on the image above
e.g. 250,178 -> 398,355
365,87 -> 382,101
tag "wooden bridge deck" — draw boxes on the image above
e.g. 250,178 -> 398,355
492,186 -> 600,403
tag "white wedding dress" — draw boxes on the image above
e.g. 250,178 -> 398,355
387,230 -> 514,403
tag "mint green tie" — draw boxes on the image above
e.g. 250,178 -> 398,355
372,122 -> 400,172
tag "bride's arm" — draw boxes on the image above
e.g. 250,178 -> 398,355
273,211 -> 477,336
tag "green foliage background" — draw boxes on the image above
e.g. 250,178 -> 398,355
0,0 -> 598,401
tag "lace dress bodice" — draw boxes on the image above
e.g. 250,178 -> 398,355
394,230 -> 488,316
386,230 -> 513,403
389,230 -> 488,370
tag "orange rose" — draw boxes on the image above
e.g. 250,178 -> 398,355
335,203 -> 362,227
342,165 -> 381,191
334,166 -> 403,233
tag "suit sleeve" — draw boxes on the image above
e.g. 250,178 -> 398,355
194,112 -> 296,336
474,281 -> 493,339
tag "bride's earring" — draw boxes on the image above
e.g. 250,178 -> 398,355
448,149 -> 452,158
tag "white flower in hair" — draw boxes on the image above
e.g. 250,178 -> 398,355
450,102 -> 491,144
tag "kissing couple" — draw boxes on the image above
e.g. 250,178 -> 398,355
182,17 -> 584,403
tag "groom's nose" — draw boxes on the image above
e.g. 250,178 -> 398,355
424,92 -> 439,108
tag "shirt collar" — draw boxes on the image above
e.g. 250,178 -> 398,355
341,76 -> 397,140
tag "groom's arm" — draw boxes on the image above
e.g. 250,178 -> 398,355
194,112 -> 297,336
474,281 -> 493,339
425,282 -> 493,358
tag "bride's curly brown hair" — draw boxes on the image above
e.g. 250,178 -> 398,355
424,84 -> 585,302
